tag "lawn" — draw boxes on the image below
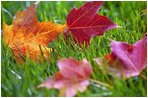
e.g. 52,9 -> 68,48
1,1 -> 147,97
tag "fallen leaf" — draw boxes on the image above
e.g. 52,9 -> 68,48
95,35 -> 147,79
3,2 -> 66,61
37,58 -> 92,97
65,1 -> 119,46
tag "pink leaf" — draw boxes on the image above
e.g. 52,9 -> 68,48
65,1 -> 119,45
58,58 -> 92,80
95,35 -> 147,78
37,58 -> 92,97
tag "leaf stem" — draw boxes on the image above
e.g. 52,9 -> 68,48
58,87 -> 66,97
140,74 -> 147,80
89,78 -> 113,89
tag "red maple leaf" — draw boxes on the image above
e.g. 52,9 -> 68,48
65,1 -> 119,46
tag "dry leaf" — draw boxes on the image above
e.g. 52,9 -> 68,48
3,2 -> 66,61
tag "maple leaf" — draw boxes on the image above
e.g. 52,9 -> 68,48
95,35 -> 147,79
3,2 -> 66,61
64,1 -> 119,46
37,58 -> 92,97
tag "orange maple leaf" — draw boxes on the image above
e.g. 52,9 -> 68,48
3,2 -> 66,62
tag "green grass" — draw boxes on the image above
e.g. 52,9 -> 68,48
1,1 -> 147,97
